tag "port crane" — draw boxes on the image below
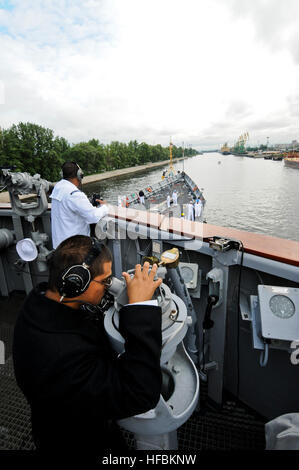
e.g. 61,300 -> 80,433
233,132 -> 249,154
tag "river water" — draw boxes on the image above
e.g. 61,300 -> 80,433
84,153 -> 299,242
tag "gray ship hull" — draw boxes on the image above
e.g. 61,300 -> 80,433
0,169 -> 299,452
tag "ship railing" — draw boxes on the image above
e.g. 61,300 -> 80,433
183,173 -> 204,202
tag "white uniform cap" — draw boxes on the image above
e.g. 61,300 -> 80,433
16,238 -> 38,261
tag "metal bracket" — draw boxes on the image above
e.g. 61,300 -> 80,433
206,267 -> 223,307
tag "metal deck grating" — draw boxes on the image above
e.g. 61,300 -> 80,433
177,409 -> 265,450
0,358 -> 35,450
177,383 -> 265,451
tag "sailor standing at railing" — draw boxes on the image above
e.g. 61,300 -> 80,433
50,162 -> 108,249
194,198 -> 202,220
138,189 -> 145,205
13,235 -> 162,460
187,200 -> 195,221
172,189 -> 178,206
167,194 -> 171,208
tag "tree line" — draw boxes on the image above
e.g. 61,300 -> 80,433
0,122 -> 198,182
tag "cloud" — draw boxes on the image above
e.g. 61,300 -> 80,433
0,0 -> 14,11
225,100 -> 253,120
0,0 -> 299,148
287,92 -> 299,117
0,80 -> 4,104
225,0 -> 299,61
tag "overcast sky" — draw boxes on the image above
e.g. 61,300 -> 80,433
1,0 -> 299,149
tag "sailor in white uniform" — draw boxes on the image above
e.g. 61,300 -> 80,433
194,199 -> 202,219
172,190 -> 178,206
50,162 -> 108,249
138,190 -> 145,205
187,201 -> 195,221
167,194 -> 171,208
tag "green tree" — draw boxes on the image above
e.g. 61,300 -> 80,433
0,122 -> 69,180
0,121 -> 198,179
127,140 -> 140,166
138,142 -> 151,164
64,143 -> 105,175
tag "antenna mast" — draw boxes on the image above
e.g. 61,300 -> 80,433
169,138 -> 174,172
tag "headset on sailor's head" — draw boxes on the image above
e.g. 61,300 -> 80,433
60,162 -> 84,183
57,237 -> 109,299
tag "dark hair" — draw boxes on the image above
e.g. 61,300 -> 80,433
62,162 -> 79,180
48,235 -> 112,292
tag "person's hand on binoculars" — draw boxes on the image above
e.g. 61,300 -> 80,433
96,199 -> 107,205
122,262 -> 162,304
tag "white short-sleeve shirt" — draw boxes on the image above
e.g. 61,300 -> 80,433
50,179 -> 108,248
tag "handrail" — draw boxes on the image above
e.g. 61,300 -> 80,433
0,202 -> 298,266
105,206 -> 299,267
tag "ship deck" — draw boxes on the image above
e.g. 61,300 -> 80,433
2,169 -> 299,454
0,292 -> 265,452
127,175 -> 203,220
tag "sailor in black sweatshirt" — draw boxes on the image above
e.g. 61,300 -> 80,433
13,235 -> 162,459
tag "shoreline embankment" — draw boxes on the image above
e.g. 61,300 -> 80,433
0,157 -> 187,203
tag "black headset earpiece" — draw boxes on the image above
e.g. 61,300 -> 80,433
60,162 -> 84,182
57,238 -> 103,299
